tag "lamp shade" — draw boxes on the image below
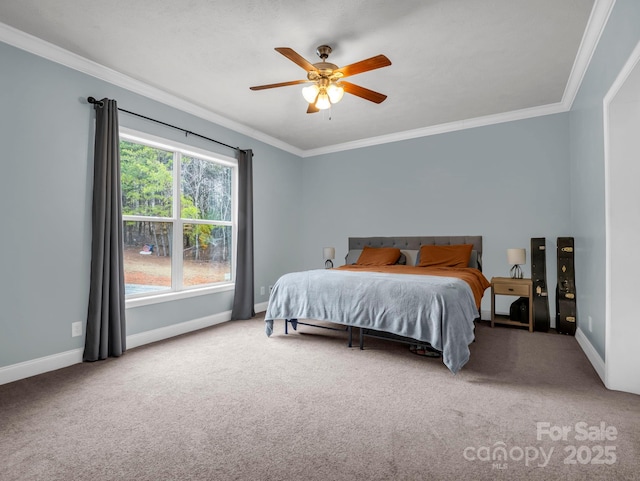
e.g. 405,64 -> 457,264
323,247 -> 335,260
302,84 -> 320,103
507,248 -> 526,265
315,91 -> 331,110
327,83 -> 344,103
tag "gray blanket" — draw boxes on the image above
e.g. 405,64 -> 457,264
264,269 -> 478,373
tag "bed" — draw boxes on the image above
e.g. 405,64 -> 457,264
264,236 -> 490,373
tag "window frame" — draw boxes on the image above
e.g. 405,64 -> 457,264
120,127 -> 237,308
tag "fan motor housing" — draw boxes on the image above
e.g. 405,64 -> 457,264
308,62 -> 340,81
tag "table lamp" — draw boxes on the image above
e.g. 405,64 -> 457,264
507,248 -> 526,278
323,247 -> 335,269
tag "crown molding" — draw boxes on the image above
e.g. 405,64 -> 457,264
0,0 -> 614,158
301,102 -> 567,157
0,21 -> 303,157
562,0 -> 616,109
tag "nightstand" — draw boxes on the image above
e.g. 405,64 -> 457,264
490,277 -> 533,332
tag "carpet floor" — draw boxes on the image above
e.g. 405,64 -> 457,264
1,315 -> 638,480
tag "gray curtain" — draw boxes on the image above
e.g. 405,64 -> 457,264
231,149 -> 255,320
83,98 -> 126,361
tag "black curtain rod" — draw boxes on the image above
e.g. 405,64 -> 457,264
87,97 -> 240,152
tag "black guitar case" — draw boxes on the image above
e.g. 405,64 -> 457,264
531,238 -> 550,332
556,237 -> 577,335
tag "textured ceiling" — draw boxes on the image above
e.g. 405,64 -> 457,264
0,0 -> 597,154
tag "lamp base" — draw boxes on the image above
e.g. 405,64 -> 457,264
510,265 -> 523,279
325,259 -> 334,269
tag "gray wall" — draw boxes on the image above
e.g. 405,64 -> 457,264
301,114 -> 572,317
569,0 -> 640,358
3,0 -> 639,371
0,41 -> 303,367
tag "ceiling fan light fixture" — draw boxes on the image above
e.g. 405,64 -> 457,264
302,84 -> 320,103
251,45 -> 391,114
327,83 -> 344,104
315,91 -> 331,110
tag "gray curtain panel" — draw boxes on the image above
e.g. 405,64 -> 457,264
231,149 -> 255,320
83,98 -> 126,361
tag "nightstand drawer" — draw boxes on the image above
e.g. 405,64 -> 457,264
493,282 -> 530,296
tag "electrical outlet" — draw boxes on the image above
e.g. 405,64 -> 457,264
71,322 -> 83,337
260,286 -> 265,295
588,315 -> 593,332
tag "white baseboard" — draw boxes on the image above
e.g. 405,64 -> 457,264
0,304 -> 271,386
126,310 -> 231,349
0,348 -> 84,386
575,327 -> 606,383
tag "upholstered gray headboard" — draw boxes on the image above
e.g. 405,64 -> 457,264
346,235 -> 483,271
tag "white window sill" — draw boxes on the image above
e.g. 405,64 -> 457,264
125,282 -> 235,309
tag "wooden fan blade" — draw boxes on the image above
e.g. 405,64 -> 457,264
250,79 -> 309,90
341,81 -> 387,104
275,47 -> 318,72
334,55 -> 391,78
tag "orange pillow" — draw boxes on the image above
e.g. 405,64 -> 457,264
355,246 -> 402,266
417,244 -> 473,268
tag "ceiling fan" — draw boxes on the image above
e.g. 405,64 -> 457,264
249,45 -> 391,114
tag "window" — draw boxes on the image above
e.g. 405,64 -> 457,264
120,129 -> 236,301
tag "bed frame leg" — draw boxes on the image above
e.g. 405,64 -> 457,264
359,328 -> 364,350
285,319 -> 288,335
348,326 -> 353,347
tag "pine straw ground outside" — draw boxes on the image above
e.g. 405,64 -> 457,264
123,246 -> 230,287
